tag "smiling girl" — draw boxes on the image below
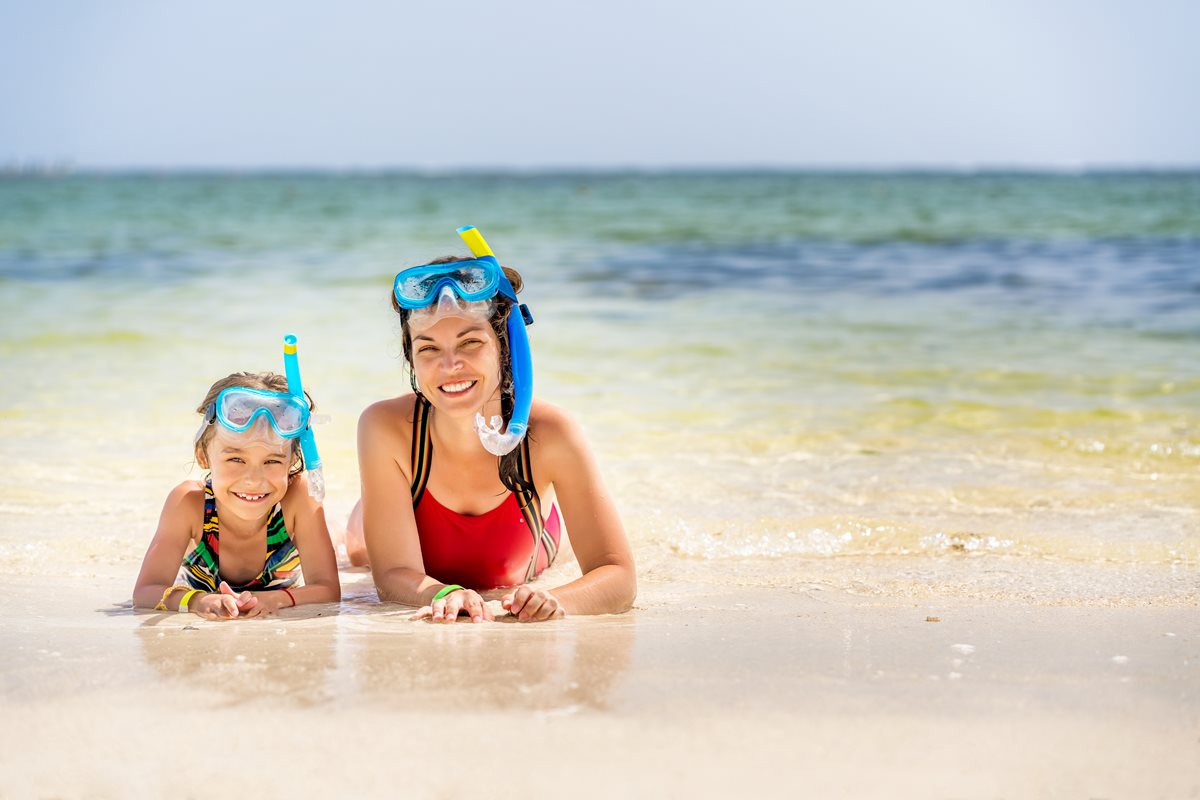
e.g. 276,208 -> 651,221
346,227 -> 636,623
133,371 -> 340,619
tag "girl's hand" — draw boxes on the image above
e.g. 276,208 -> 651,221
218,581 -> 259,613
411,588 -> 494,624
238,590 -> 290,619
190,592 -> 240,620
502,585 -> 565,622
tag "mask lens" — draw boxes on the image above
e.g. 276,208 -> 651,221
221,392 -> 261,427
450,266 -> 491,294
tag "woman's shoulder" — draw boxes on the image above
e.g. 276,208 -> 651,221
528,399 -> 591,461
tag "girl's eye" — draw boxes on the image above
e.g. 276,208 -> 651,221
227,458 -> 245,464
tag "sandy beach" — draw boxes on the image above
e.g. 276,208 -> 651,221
1,561 -> 1195,799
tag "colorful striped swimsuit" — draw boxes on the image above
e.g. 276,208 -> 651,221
181,479 -> 301,592
410,395 -> 560,590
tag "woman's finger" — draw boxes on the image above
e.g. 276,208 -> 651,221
442,592 -> 465,623
464,592 -> 485,623
507,585 -> 533,616
533,594 -> 559,621
519,592 -> 546,621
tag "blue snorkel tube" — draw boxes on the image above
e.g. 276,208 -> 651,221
282,334 -> 325,501
456,225 -> 534,457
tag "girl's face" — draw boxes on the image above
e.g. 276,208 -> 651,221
202,421 -> 293,521
410,316 -> 502,415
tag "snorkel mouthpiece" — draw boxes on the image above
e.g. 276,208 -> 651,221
282,334 -> 325,501
456,225 -> 533,456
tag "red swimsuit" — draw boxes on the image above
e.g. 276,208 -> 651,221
410,396 -> 561,590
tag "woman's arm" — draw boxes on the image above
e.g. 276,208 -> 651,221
513,404 -> 636,618
358,399 -> 473,611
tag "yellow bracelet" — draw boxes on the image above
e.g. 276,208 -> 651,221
177,589 -> 203,613
154,583 -> 190,611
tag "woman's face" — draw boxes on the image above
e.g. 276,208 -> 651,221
409,316 -> 502,415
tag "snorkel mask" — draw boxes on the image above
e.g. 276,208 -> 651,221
194,335 -> 326,501
393,225 -> 535,456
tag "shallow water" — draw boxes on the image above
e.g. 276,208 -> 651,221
0,172 -> 1197,602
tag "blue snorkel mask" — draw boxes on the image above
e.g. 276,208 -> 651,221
393,225 -> 534,456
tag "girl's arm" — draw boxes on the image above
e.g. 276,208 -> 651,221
132,482 -> 237,618
506,404 -> 636,620
246,472 -> 340,613
358,400 -> 485,616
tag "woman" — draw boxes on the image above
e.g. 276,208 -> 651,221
347,226 -> 635,623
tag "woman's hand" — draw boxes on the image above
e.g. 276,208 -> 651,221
411,588 -> 494,624
502,585 -> 565,622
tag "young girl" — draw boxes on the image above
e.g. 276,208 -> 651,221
346,226 -> 636,623
134,369 -> 340,618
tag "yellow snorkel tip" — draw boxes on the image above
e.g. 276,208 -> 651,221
456,225 -> 494,258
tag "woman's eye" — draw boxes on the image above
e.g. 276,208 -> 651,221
417,345 -> 438,354
461,339 -> 483,349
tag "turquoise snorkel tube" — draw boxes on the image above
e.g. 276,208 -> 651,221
456,225 -> 534,456
282,334 -> 325,501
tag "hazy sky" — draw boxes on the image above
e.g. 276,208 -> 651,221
2,0 -> 1197,169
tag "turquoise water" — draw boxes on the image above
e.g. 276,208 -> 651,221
1,172 -> 1197,601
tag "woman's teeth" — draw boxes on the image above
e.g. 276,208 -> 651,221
440,380 -> 476,395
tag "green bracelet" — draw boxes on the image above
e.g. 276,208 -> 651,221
432,584 -> 465,602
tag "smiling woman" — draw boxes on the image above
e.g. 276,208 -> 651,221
132,370 -> 341,619
346,228 -> 637,623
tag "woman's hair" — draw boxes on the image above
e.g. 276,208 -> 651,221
194,371 -> 315,479
394,257 -> 532,496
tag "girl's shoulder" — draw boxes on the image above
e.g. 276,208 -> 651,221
159,480 -> 207,542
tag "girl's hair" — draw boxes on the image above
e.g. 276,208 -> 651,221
394,257 -> 532,497
194,371 -> 315,479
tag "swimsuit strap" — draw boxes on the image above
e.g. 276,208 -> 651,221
515,435 -> 558,583
182,479 -> 222,591
410,394 -> 434,505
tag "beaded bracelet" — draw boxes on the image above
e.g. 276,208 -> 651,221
154,583 -> 190,611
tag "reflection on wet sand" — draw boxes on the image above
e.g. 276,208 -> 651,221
134,599 -> 636,713
135,608 -> 340,707
341,612 -> 636,713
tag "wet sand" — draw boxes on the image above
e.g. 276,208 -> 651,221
0,568 -> 1196,799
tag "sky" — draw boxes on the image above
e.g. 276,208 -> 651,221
1,0 -> 1198,170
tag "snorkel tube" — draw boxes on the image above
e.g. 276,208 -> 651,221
457,225 -> 533,456
282,334 -> 325,501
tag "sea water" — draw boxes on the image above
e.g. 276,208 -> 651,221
0,172 -> 1196,603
